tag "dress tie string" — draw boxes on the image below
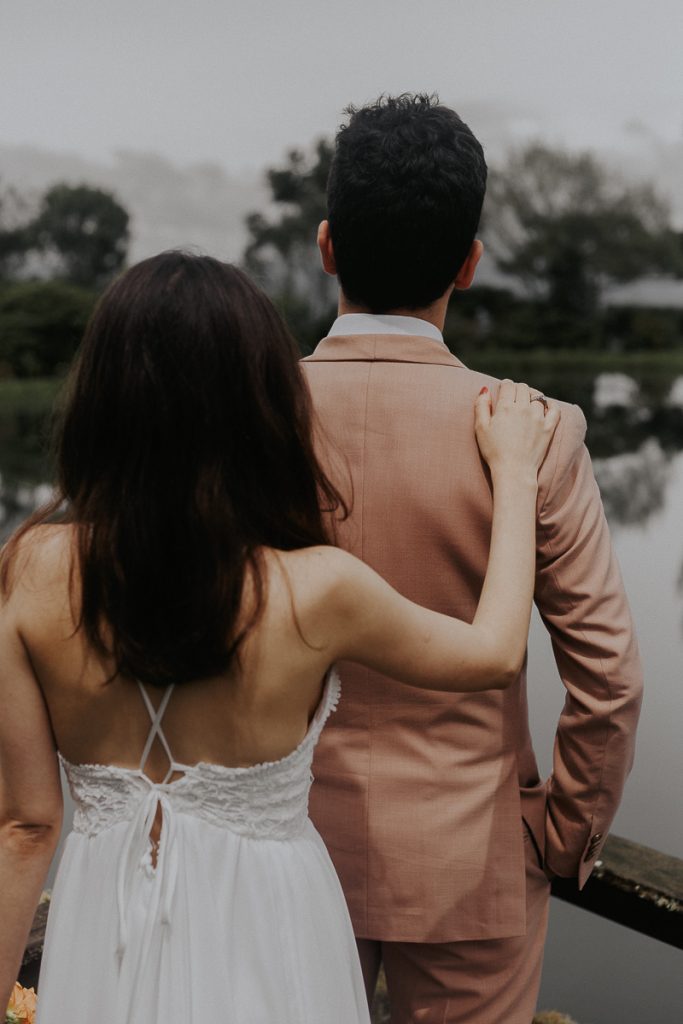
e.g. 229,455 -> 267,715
115,780 -> 180,963
115,682 -> 179,965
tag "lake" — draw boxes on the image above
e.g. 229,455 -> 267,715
1,366 -> 681,1024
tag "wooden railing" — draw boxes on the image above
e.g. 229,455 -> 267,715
550,833 -> 682,950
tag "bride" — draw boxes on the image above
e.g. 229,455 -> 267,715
0,251 -> 558,1023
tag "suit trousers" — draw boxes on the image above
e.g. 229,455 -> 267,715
357,824 -> 551,1024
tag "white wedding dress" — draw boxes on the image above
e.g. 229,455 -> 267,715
36,670 -> 370,1024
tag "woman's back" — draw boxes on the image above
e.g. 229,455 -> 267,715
17,526 -> 341,777
19,528 -> 371,1024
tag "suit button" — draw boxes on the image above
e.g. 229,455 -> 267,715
590,833 -> 603,845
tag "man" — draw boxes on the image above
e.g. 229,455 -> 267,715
301,94 -> 643,1024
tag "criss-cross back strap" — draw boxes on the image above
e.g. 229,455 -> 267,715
137,682 -> 176,784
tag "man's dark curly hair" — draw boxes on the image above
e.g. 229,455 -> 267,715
327,93 -> 487,312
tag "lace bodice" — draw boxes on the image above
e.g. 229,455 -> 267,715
60,669 -> 341,842
57,669 -> 343,969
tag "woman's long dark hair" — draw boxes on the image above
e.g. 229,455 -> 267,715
1,252 -> 347,686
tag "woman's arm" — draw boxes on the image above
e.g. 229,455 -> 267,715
326,381 -> 560,692
0,582 -> 63,1010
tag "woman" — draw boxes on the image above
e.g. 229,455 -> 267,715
0,252 -> 558,1023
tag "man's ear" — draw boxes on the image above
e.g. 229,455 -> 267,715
453,239 -> 483,291
317,220 -> 337,276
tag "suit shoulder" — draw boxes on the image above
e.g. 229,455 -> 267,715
452,367 -> 586,432
455,367 -> 587,507
537,400 -> 588,512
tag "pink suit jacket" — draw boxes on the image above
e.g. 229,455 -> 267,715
302,332 -> 643,944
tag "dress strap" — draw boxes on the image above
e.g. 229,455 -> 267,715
137,682 -> 176,784
307,668 -> 341,745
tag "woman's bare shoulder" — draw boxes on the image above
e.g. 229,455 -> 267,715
266,544 -> 363,596
256,546 -> 367,662
266,545 -> 386,641
1,523 -> 76,600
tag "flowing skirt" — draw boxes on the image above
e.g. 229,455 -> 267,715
36,815 -> 370,1024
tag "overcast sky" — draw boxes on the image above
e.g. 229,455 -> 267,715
2,0 -> 682,170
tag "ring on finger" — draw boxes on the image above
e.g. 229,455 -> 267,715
530,393 -> 549,412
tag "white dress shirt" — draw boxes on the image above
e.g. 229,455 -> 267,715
327,313 -> 445,346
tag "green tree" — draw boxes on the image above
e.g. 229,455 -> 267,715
32,184 -> 129,289
243,139 -> 336,350
0,183 -> 32,281
0,280 -> 96,377
484,144 -> 682,323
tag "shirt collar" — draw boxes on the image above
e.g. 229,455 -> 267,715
327,313 -> 445,346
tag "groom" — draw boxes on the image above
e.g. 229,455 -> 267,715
302,95 -> 643,1023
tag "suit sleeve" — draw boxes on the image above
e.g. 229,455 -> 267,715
534,403 -> 644,887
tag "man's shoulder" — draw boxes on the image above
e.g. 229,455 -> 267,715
302,343 -> 587,464
452,365 -> 587,443
401,360 -> 589,495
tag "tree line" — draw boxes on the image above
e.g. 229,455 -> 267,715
2,141 -> 683,379
0,184 -> 129,376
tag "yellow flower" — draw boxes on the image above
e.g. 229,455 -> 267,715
6,982 -> 37,1024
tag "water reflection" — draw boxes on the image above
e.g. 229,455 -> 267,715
0,406 -> 54,542
666,376 -> 683,408
588,373 -> 682,527
593,439 -> 669,525
0,474 -> 53,540
593,372 -> 641,412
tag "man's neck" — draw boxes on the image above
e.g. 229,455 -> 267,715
337,295 -> 449,332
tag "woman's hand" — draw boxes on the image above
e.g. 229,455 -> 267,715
474,380 -> 560,484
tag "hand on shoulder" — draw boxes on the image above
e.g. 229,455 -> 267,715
474,380 -> 560,485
